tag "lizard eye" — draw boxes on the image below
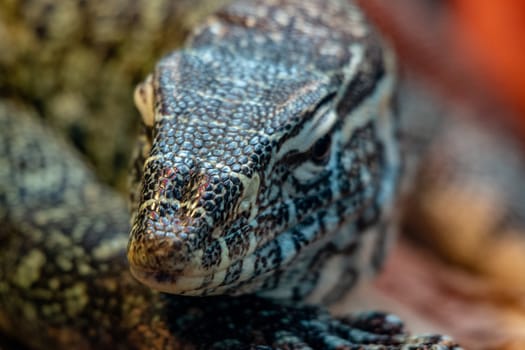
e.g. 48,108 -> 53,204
134,74 -> 155,127
311,134 -> 331,164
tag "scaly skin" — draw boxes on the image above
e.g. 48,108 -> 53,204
128,0 -> 400,302
0,102 -> 460,349
0,0 -> 230,189
0,0 -> 462,349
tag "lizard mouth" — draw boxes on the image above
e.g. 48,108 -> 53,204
128,195 -> 375,296
129,263 -> 224,295
128,222 -> 272,296
128,233 -> 288,296
128,209 -> 303,295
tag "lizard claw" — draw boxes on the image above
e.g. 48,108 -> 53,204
162,296 -> 462,349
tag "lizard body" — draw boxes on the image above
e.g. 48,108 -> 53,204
0,0 -> 461,348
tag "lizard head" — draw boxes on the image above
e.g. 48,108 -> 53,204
127,2 -> 399,299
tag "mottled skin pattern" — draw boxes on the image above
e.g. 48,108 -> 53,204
0,0 -> 462,349
0,104 -> 460,349
128,0 -> 400,302
0,0 -> 230,189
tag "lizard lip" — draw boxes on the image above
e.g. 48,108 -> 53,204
128,217 -> 316,296
127,228 -> 249,295
129,264 -> 211,294
126,214 -> 242,294
128,194 -> 376,295
128,246 -> 261,296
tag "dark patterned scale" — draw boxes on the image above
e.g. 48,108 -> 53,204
0,0 -> 461,348
128,0 -> 400,302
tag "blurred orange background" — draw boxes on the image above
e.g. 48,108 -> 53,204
453,0 -> 525,125
358,0 -> 525,136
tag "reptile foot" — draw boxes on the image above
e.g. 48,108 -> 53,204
162,296 -> 461,349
